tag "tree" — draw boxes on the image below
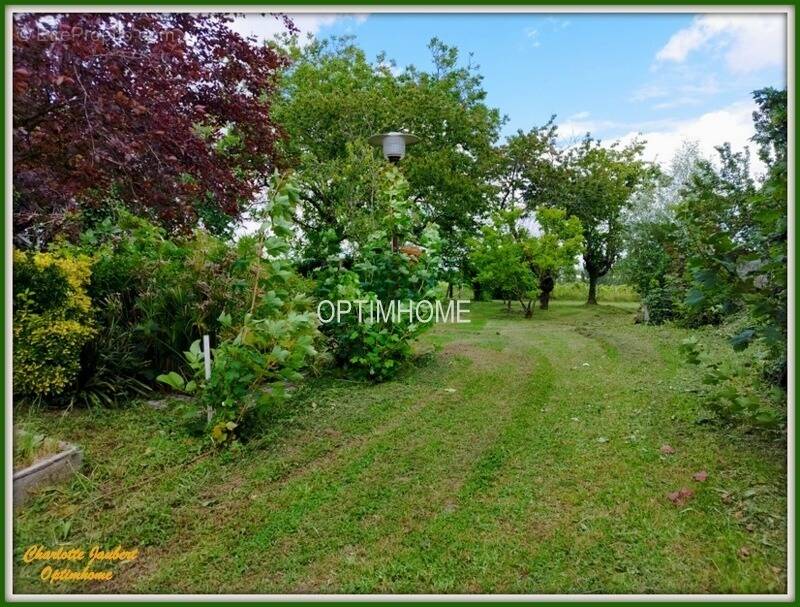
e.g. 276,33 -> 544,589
494,122 -> 653,306
558,136 -> 656,305
619,142 -> 703,323
272,36 -> 502,277
495,119 -> 563,212
470,208 -> 583,317
620,219 -> 681,324
528,208 -> 584,309
13,13 -> 292,244
470,214 -> 538,317
678,88 -> 787,385
494,125 -> 584,309
625,140 -> 702,224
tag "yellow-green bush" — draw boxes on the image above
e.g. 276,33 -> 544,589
13,249 -> 96,400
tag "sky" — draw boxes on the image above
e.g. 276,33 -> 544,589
230,11 -> 787,173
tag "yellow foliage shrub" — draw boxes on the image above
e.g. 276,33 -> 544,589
13,249 -> 96,401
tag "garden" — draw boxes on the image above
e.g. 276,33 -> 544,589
11,12 -> 788,595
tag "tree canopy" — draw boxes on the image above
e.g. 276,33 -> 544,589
13,13 -> 293,244
470,208 -> 583,317
272,36 -> 503,272
554,136 -> 657,304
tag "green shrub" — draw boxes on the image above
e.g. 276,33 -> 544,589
642,281 -> 676,324
157,174 -> 321,445
13,257 -> 70,314
73,295 -> 152,408
680,336 -> 783,429
83,213 -> 225,371
313,168 -> 443,381
74,208 -> 288,375
13,250 -> 96,401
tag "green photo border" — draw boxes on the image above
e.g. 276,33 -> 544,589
1,3 -> 794,605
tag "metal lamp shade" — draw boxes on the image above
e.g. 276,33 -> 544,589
368,132 -> 420,163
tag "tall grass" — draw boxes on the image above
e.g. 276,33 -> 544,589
552,282 -> 639,303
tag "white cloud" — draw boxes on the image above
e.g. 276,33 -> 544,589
630,84 -> 668,102
652,97 -> 701,110
680,75 -> 721,96
617,100 -> 765,176
228,13 -> 367,44
555,101 -> 763,176
525,27 -> 541,48
656,14 -> 785,74
630,74 -> 720,108
545,17 -> 571,31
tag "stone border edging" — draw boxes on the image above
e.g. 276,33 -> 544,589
13,442 -> 83,508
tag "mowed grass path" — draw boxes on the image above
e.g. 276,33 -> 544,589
14,301 -> 787,594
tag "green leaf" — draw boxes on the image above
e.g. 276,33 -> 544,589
156,371 -> 185,391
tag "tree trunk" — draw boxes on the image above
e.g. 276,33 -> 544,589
521,300 -> 533,318
447,281 -> 454,299
539,272 -> 554,310
539,290 -> 550,310
587,274 -> 599,305
472,281 -> 482,302
506,299 -> 512,312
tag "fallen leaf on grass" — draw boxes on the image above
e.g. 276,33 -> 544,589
667,487 -> 694,506
738,546 -> 751,558
443,388 -> 456,393
660,444 -> 676,455
692,470 -> 708,482
596,436 -> 609,443
718,490 -> 734,504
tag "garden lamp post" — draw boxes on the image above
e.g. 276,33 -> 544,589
368,132 -> 420,251
368,131 -> 420,164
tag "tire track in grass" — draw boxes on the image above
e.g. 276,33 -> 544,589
459,350 -> 554,498
236,340 -> 537,592
462,312 -> 784,594
343,313 -> 645,593
113,368 -> 455,591
409,318 -> 644,593
225,317 -> 542,592
135,337 -> 531,592
324,331 -> 558,593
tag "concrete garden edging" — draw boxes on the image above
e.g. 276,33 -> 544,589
13,442 -> 83,508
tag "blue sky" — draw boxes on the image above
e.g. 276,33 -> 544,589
232,11 -> 787,170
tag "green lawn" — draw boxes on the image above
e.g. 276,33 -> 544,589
13,301 -> 787,594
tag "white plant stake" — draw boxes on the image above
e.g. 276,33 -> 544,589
202,334 -> 212,380
203,334 -> 212,423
